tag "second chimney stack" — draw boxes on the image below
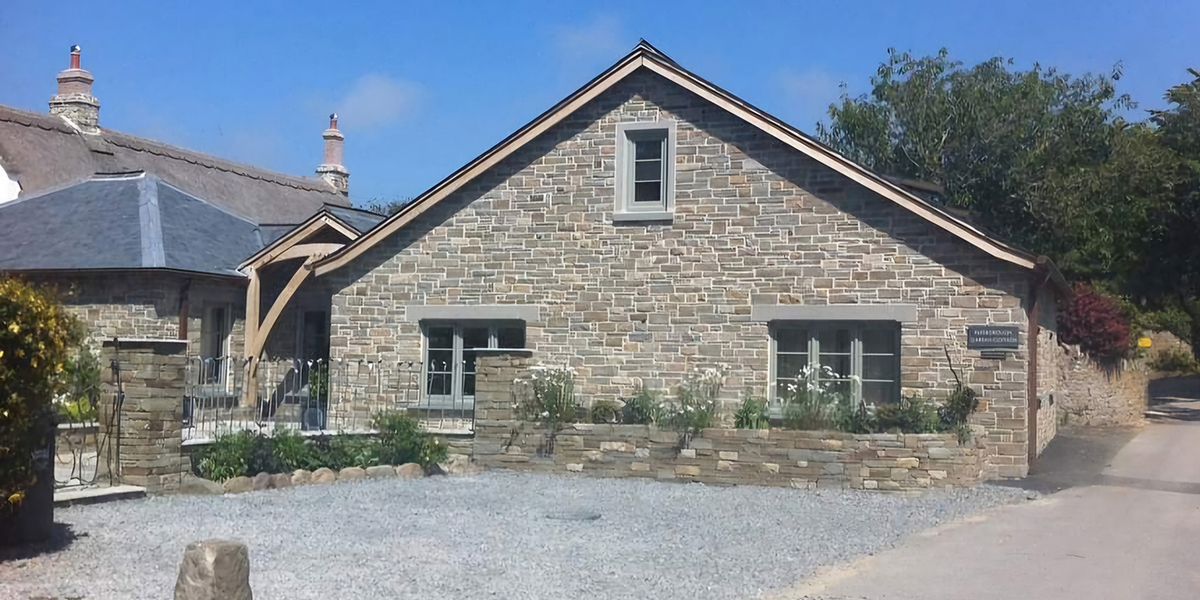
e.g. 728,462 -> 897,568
49,45 -> 100,132
316,114 -> 349,194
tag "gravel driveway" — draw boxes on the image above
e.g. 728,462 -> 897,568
2,472 -> 1029,600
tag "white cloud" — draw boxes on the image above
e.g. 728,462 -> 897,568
335,74 -> 421,129
553,16 -> 626,62
777,68 -> 845,128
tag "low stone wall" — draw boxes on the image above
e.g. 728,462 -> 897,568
1050,344 -> 1149,426
473,351 -> 990,491
476,424 -> 990,491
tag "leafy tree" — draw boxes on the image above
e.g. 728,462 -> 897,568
817,49 -> 1175,281
365,196 -> 413,216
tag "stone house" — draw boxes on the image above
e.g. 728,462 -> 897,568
306,42 -> 1069,477
0,46 -> 383,380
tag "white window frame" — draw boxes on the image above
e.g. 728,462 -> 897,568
614,120 -> 676,221
768,322 -> 901,411
420,320 -> 526,410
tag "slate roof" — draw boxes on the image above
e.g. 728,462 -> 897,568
0,104 -> 350,224
322,204 -> 386,233
0,173 -> 263,277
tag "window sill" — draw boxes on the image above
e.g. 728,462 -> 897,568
612,211 -> 674,224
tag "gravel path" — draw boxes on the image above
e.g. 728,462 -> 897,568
1,472 -> 1031,600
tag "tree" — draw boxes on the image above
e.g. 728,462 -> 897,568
365,196 -> 413,216
817,49 -> 1176,282
1137,69 -> 1200,354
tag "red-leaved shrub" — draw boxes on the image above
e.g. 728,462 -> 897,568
1057,286 -> 1132,362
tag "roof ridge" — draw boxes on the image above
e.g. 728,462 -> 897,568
0,104 -> 79,134
102,130 -> 340,195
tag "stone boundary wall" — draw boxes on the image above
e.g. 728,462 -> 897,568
1049,343 -> 1149,426
474,352 -> 991,491
99,338 -> 189,492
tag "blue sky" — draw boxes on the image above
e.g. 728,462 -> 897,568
1,0 -> 1196,207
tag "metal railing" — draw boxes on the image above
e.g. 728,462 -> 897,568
183,356 -> 472,442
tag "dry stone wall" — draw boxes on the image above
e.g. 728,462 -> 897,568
326,70 -> 1042,476
1049,343 -> 1149,426
472,353 -> 990,491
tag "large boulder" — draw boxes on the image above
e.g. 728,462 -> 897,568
291,469 -> 312,486
441,454 -> 480,476
222,476 -> 253,495
310,468 -> 336,484
338,467 -> 367,481
269,473 -> 292,489
174,539 -> 252,600
395,463 -> 424,480
365,465 -> 395,479
180,476 -> 224,496
252,472 -> 272,491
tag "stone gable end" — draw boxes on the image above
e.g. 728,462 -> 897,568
325,69 -> 1037,476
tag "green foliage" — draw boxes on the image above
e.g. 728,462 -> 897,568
666,368 -> 723,448
589,400 -> 622,424
197,430 -> 254,481
309,363 -> 329,403
938,383 -> 979,429
517,363 -> 578,454
327,433 -> 379,470
0,278 -> 84,516
372,411 -> 447,467
777,365 -> 874,432
622,387 -> 664,425
1149,347 -> 1200,373
271,428 -> 315,472
876,396 -> 942,434
733,395 -> 769,429
365,196 -> 414,216
54,345 -> 102,423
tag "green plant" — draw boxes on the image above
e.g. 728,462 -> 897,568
1149,346 -> 1200,373
589,400 -> 622,424
666,367 -> 723,449
309,363 -> 329,402
780,365 -> 855,431
876,396 -> 942,434
1,278 -> 84,516
328,433 -> 378,469
733,395 -> 769,429
372,411 -> 447,466
197,430 -> 254,481
622,387 -> 664,425
271,428 -> 314,472
54,345 -> 101,424
516,363 -> 579,455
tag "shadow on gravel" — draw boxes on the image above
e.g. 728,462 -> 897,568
0,523 -> 80,562
994,425 -> 1141,495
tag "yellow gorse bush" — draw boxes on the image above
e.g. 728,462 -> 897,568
0,278 -> 83,518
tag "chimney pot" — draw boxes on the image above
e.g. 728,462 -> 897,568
316,114 -> 348,194
49,44 -> 100,132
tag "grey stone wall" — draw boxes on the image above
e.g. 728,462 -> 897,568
325,70 -> 1041,476
99,338 -> 189,491
1050,345 -> 1149,426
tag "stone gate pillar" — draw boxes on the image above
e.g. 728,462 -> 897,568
100,338 -> 189,492
471,350 -> 532,457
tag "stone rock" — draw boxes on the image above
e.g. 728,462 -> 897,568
630,462 -> 650,472
222,476 -> 253,495
338,467 -> 367,481
863,479 -> 879,490
395,463 -> 424,479
718,451 -> 738,461
311,467 -> 336,484
180,476 -> 224,496
566,463 -> 583,472
927,447 -> 954,459
291,469 -> 312,486
174,539 -> 252,600
252,472 -> 272,491
269,473 -> 292,489
678,448 -> 696,459
365,465 -> 395,479
890,468 -> 910,480
674,465 -> 700,477
583,450 -> 605,462
789,478 -> 815,490
896,457 -> 920,469
929,470 -> 948,480
442,454 -> 478,475
822,462 -> 844,475
634,447 -> 650,458
716,460 -> 734,471
759,462 -> 780,474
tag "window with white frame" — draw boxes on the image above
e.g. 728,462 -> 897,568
423,321 -> 526,409
771,323 -> 901,406
614,120 -> 676,219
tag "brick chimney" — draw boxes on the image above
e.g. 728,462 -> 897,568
316,114 -> 349,194
49,45 -> 100,132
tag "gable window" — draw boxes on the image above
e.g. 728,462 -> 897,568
614,120 -> 676,221
771,323 -> 900,408
422,321 -> 526,414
